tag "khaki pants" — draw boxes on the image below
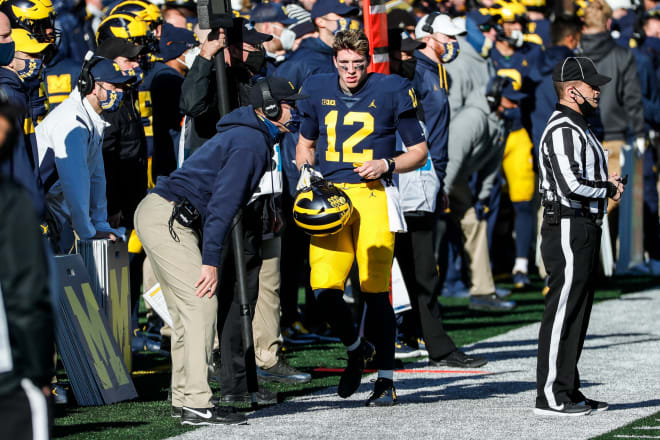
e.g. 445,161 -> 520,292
603,140 -> 624,212
134,193 -> 217,409
253,237 -> 283,369
449,181 -> 495,296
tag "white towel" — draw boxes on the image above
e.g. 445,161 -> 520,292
382,179 -> 407,233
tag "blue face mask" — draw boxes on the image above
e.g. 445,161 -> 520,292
0,41 -> 15,66
123,66 -> 144,85
501,107 -> 520,121
261,115 -> 281,142
100,88 -> 124,112
16,57 -> 43,81
284,107 -> 301,133
440,41 -> 460,64
333,18 -> 362,35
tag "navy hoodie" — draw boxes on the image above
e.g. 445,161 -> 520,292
274,37 -> 336,90
153,106 -> 275,266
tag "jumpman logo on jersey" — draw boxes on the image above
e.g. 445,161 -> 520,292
368,100 -> 377,109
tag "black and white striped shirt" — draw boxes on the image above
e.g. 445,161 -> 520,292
538,104 -> 610,215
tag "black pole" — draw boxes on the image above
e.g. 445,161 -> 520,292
212,27 -> 259,408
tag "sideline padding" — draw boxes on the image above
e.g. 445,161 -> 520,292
53,254 -> 137,406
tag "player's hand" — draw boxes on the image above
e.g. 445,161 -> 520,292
92,231 -> 117,241
296,163 -> 323,190
200,28 -> 226,60
354,159 -> 388,180
195,264 -> 218,298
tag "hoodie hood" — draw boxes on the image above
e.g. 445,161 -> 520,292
579,32 -> 617,63
539,45 -> 575,76
216,105 -> 273,143
298,37 -> 334,56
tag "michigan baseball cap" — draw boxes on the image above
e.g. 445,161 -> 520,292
388,29 -> 425,52
552,57 -> 612,87
251,3 -> 297,25
248,77 -> 308,109
415,13 -> 467,38
228,17 -> 273,46
311,0 -> 359,20
90,58 -> 138,85
95,37 -> 145,60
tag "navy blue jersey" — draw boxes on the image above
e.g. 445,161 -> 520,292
44,58 -> 81,110
526,19 -> 550,47
298,73 -> 419,183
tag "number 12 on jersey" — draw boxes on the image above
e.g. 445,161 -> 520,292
324,110 -> 374,163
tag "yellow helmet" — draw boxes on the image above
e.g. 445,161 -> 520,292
0,0 -> 58,43
96,12 -> 152,46
11,26 -> 51,53
293,179 -> 353,236
490,0 -> 527,23
108,0 -> 163,31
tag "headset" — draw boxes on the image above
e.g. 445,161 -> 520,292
486,75 -> 510,112
78,53 -> 105,97
257,79 -> 281,120
422,12 -> 440,35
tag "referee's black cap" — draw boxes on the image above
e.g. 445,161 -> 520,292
552,57 -> 611,87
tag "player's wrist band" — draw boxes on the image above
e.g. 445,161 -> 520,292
382,158 -> 396,174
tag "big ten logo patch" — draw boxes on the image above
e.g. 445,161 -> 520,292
64,282 -> 130,390
322,99 -> 336,106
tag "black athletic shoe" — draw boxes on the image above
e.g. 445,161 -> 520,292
219,388 -> 278,405
429,350 -> 488,368
469,294 -> 516,312
533,402 -> 591,417
578,398 -> 608,412
257,359 -> 312,384
338,339 -> 376,398
180,406 -> 247,425
365,378 -> 397,407
171,406 -> 182,418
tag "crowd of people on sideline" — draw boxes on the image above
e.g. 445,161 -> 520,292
1,0 -> 659,431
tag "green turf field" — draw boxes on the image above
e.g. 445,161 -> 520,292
593,410 -> 660,439
53,276 -> 658,439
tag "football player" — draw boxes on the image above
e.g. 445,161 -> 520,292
295,29 -> 428,406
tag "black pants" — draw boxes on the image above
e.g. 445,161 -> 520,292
217,202 -> 263,395
0,381 -> 52,440
395,213 -> 456,360
536,216 -> 601,408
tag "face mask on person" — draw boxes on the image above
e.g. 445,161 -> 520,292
284,107 -> 301,133
273,25 -> 297,51
123,66 -> 144,85
399,58 -> 417,80
184,46 -> 200,69
99,87 -> 124,112
245,49 -> 266,74
572,87 -> 598,118
16,57 -> 43,81
440,40 -> 460,63
501,107 -> 520,121
0,41 -> 15,66
231,0 -> 243,10
332,18 -> 361,35
508,29 -> 524,48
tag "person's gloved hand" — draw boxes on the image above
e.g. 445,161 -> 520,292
475,199 -> 490,221
296,163 -> 323,191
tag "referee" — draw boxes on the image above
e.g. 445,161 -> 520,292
535,57 -> 625,417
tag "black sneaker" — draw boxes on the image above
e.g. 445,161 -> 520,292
365,378 -> 397,407
181,406 -> 247,425
429,350 -> 488,368
171,406 -> 182,418
219,388 -> 278,405
338,339 -> 376,398
469,294 -> 516,312
257,359 -> 312,384
533,402 -> 591,417
578,398 -> 608,412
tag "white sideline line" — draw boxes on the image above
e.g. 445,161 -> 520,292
633,427 -> 660,430
614,436 -> 660,439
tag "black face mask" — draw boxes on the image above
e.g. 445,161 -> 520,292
573,88 -> 598,118
399,58 -> 417,80
245,50 -> 266,74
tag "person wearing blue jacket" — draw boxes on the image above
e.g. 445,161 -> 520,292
134,77 -> 305,426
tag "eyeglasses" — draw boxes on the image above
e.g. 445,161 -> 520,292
337,60 -> 368,72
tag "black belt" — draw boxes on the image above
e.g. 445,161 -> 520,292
544,207 -> 603,225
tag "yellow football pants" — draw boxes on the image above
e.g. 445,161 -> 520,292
309,181 -> 394,293
502,127 -> 535,202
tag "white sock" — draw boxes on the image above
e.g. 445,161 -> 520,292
346,338 -> 361,352
378,370 -> 393,380
513,257 -> 528,274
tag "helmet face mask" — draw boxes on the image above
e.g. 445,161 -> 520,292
1,0 -> 60,44
293,179 -> 353,236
